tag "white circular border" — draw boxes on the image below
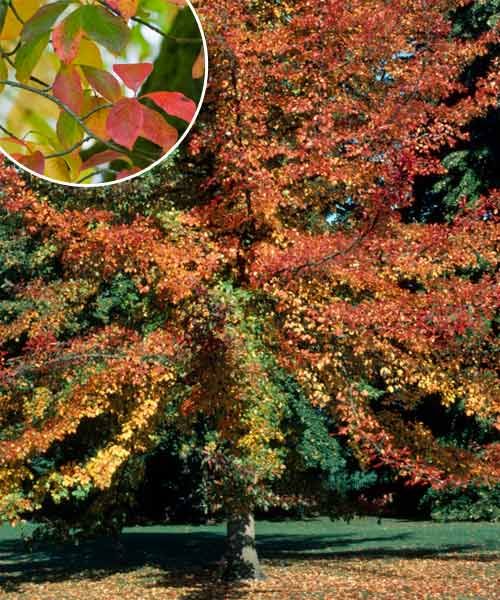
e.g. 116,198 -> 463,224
0,0 -> 209,188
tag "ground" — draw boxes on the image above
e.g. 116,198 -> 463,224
0,518 -> 498,599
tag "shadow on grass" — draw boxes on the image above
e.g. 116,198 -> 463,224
0,528 -> 497,598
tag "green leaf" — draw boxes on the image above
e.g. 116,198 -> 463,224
80,5 -> 130,55
14,32 -> 50,83
56,110 -> 84,149
81,65 -> 122,102
442,150 -> 469,170
21,1 -> 71,43
0,56 -> 7,92
487,13 -> 500,28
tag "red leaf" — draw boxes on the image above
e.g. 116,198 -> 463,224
81,150 -> 131,171
142,91 -> 197,122
53,65 -> 84,114
106,98 -> 144,149
113,63 -> 153,92
140,104 -> 179,151
16,151 -> 45,175
81,66 -> 122,103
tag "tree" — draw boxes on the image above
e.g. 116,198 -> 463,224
409,0 -> 500,222
1,0 -> 499,580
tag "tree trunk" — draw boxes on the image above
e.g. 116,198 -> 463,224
224,512 -> 265,580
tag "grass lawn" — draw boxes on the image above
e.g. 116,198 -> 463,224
0,517 -> 498,599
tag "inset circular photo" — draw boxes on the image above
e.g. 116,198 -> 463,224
0,0 -> 207,186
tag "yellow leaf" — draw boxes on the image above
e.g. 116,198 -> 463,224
73,39 -> 103,69
0,57 -> 7,92
84,100 -> 111,140
0,0 -> 41,41
64,150 -> 83,182
0,137 -> 29,156
46,157 -> 71,182
7,90 -> 57,139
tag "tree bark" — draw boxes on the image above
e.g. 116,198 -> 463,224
224,512 -> 265,580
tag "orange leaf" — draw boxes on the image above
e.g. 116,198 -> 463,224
15,151 -> 45,175
52,12 -> 83,64
83,97 -> 111,140
192,48 -> 204,79
105,0 -> 139,20
116,166 -> 141,179
140,104 -> 179,151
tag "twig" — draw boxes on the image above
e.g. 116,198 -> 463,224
45,137 -> 91,160
0,41 -> 20,57
131,15 -> 200,43
8,1 -> 24,25
2,53 -> 50,89
0,79 -> 126,154
81,102 -> 114,121
275,212 -> 380,277
0,122 -> 18,139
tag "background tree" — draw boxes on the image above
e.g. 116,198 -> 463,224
1,0 -> 499,580
403,0 -> 500,521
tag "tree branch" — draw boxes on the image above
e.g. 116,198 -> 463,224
0,122 -> 18,139
81,102 -> 114,121
2,53 -> 50,89
8,1 -> 24,25
45,137 -> 91,160
131,15 -> 201,43
275,212 -> 380,277
0,79 -> 126,155
0,41 -> 20,58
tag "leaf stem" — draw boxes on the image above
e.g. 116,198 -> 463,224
0,122 -> 18,139
0,42 -> 20,58
8,1 -> 24,25
44,137 -> 91,159
131,15 -> 201,43
81,102 -> 114,121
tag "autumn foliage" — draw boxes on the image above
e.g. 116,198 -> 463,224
0,0 -> 499,536
0,0 -> 204,184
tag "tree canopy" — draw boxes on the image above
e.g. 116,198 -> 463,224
0,0 -> 499,579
